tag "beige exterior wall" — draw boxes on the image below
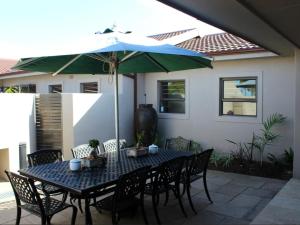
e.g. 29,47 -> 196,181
141,56 -> 295,157
0,148 -> 9,180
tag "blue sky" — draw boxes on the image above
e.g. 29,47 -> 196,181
0,0 -> 222,59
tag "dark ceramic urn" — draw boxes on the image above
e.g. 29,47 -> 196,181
136,104 -> 158,146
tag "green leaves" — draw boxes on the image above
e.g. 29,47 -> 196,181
4,86 -> 19,93
263,113 -> 286,131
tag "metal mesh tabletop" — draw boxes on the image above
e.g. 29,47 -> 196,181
19,149 -> 192,196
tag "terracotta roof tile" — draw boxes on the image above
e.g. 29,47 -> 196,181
176,33 -> 264,56
151,30 -> 265,56
0,59 -> 18,74
149,28 -> 195,41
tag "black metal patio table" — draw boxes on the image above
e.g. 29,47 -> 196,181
19,149 -> 193,225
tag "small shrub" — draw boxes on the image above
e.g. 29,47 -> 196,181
210,151 -> 233,168
89,139 -> 100,149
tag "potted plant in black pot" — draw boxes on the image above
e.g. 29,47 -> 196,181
82,139 -> 106,167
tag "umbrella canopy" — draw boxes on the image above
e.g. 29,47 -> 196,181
14,30 -> 212,157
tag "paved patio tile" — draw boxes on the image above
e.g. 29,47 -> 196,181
214,183 -> 247,198
251,204 -> 300,225
232,177 -> 266,189
0,171 -> 287,225
229,194 -> 262,208
261,180 -> 286,192
206,176 -> 232,186
221,216 -> 250,225
245,198 -> 272,221
205,202 -> 251,219
197,191 -> 233,203
243,187 -> 277,198
183,210 -> 225,225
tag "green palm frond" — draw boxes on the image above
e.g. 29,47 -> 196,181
263,113 -> 285,131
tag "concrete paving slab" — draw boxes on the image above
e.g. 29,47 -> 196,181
229,194 -> 262,208
243,187 -> 277,198
214,183 -> 247,198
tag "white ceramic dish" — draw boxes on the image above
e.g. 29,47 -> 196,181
69,159 -> 81,171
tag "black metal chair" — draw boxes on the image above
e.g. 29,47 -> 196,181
145,156 -> 187,225
71,144 -> 100,158
102,139 -> 127,152
93,166 -> 151,225
164,136 -> 191,152
70,144 -> 115,213
5,171 -> 77,225
183,149 -> 214,214
27,150 -> 67,199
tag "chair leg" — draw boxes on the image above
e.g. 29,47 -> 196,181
41,216 -> 47,225
16,206 -> 21,225
203,175 -> 213,203
176,185 -> 187,218
152,193 -> 161,225
186,183 -> 197,214
46,216 -> 51,225
71,206 -> 78,225
140,198 -> 149,225
164,189 -> 169,206
62,191 -> 68,203
181,182 -> 186,197
78,199 -> 84,213
112,212 -> 118,225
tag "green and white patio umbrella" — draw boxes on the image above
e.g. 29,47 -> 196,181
14,29 -> 212,157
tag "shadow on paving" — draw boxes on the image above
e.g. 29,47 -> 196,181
0,170 -> 287,225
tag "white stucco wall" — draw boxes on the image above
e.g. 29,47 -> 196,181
0,94 -> 36,172
60,75 -> 134,159
293,49 -> 300,178
141,56 -> 295,157
1,74 -> 134,161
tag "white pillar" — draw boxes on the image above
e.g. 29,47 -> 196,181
294,48 -> 300,178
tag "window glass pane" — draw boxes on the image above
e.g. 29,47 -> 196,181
20,84 -> 36,93
222,102 -> 256,116
160,100 -> 185,113
49,84 -> 62,93
223,79 -> 256,99
80,82 -> 98,93
159,80 -> 185,114
161,80 -> 185,99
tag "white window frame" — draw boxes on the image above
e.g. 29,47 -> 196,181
157,78 -> 189,120
216,72 -> 263,124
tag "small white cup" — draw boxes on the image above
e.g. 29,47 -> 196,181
69,159 -> 81,171
148,144 -> 158,154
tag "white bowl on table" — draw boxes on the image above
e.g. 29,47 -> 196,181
69,159 -> 81,171
148,144 -> 158,154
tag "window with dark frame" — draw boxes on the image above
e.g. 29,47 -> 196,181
159,80 -> 185,114
80,82 -> 98,93
49,84 -> 62,93
0,84 -> 36,93
20,84 -> 36,93
220,77 -> 257,116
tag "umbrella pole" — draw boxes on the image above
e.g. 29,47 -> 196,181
114,64 -> 120,161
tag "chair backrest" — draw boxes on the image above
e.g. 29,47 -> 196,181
157,156 -> 186,185
102,139 -> 127,152
71,144 -> 99,159
5,171 -> 42,207
165,136 -> 191,152
188,149 -> 213,177
114,166 -> 151,202
27,150 -> 63,167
